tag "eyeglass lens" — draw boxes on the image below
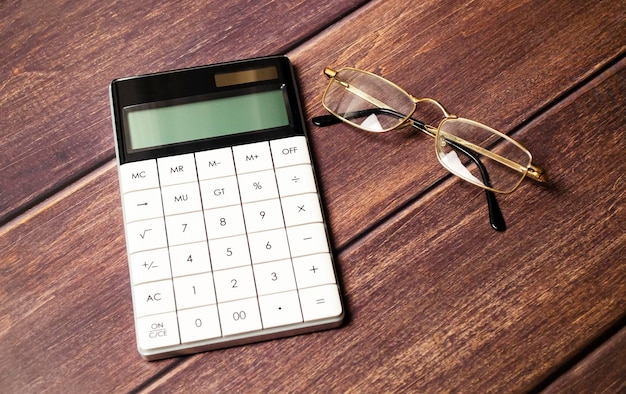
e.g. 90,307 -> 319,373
436,119 -> 532,193
323,69 -> 415,132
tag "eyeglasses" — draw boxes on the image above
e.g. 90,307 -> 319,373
312,67 -> 548,231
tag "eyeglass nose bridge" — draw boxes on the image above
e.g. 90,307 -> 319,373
412,97 -> 455,120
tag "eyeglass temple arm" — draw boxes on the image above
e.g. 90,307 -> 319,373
445,138 -> 506,231
312,114 -> 346,127
312,108 -> 430,130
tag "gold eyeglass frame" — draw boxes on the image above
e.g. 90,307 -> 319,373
321,67 -> 547,194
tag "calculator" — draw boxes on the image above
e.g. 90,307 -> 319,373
109,55 -> 343,360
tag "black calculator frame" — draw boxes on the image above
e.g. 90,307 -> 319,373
110,55 -> 306,165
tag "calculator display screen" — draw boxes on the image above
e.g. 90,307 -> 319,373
125,89 -> 289,151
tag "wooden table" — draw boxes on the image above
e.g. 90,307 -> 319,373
2,0 -> 625,392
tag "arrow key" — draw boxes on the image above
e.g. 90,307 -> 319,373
123,188 -> 164,222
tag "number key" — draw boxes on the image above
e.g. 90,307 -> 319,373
177,305 -> 222,343
173,272 -> 216,309
204,205 -> 246,239
242,198 -> 284,233
165,211 -> 207,246
247,228 -> 291,264
253,259 -> 297,295
218,297 -> 262,336
169,241 -> 211,277
208,235 -> 251,271
213,266 -> 256,303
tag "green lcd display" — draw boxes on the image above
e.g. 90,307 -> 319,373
125,89 -> 289,151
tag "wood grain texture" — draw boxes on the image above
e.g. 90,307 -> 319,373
0,0 -> 367,224
289,0 -> 626,247
1,0 -> 625,392
127,54 -> 626,393
0,163 -> 169,392
544,327 -> 626,393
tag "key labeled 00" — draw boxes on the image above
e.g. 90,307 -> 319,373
232,311 -> 247,321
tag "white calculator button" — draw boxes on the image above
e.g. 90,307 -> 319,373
208,234 -> 251,271
281,193 -> 323,227
299,284 -> 342,322
270,136 -> 311,168
120,160 -> 159,194
275,164 -> 317,197
129,248 -> 172,285
233,141 -> 273,174
218,297 -> 263,336
169,241 -> 212,277
199,175 -> 240,209
292,253 -> 336,289
178,305 -> 222,343
136,312 -> 180,351
247,228 -> 291,264
237,170 -> 279,203
213,266 -> 257,303
195,147 -> 235,180
253,259 -> 297,296
133,279 -> 176,317
286,223 -> 330,258
161,182 -> 202,216
165,211 -> 207,246
204,205 -> 246,239
126,217 -> 168,253
122,188 -> 164,223
173,272 -> 216,309
242,198 -> 285,233
258,290 -> 303,329
157,153 -> 198,186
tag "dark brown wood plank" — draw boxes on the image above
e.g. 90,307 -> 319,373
0,163 -> 170,392
0,0 -> 366,224
290,0 -> 626,247
543,327 -> 626,393
2,0 -> 625,392
145,53 -> 626,392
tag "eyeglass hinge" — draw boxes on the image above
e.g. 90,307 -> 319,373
324,68 -> 337,79
526,163 -> 548,183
